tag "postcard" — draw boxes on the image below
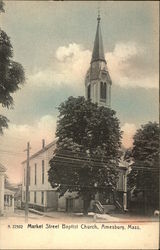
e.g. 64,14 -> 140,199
0,1 -> 159,249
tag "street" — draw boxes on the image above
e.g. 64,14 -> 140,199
0,209 -> 159,250
0,209 -> 159,224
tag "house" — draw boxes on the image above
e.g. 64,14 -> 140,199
0,163 -> 15,215
4,188 -> 15,214
0,163 -> 6,215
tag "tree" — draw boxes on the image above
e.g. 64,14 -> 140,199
48,96 -> 122,215
128,122 -> 159,213
0,0 -> 4,13
0,1 -> 25,134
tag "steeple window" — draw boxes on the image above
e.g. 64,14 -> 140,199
87,84 -> 91,100
100,82 -> 106,100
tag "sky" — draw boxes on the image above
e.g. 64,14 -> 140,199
0,1 -> 159,183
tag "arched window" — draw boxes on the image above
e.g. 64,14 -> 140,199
100,82 -> 106,100
87,84 -> 91,100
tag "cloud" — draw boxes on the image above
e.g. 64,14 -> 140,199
3,115 -> 57,152
106,42 -> 158,89
28,43 -> 91,89
28,41 -> 158,91
0,115 -> 57,183
121,123 -> 137,148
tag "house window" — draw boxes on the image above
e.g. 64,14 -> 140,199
34,192 -> 36,203
41,191 -> 44,205
10,196 -> 12,206
87,84 -> 91,100
4,195 -> 12,207
100,82 -> 106,100
42,160 -> 44,184
34,164 -> 37,185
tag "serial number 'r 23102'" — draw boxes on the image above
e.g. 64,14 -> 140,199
8,225 -> 23,229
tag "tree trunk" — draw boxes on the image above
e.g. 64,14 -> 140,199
143,190 -> 148,215
83,198 -> 91,215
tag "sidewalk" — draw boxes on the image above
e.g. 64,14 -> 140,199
1,209 -> 159,223
41,210 -> 159,223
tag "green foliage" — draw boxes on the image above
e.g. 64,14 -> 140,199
128,122 -> 159,209
48,96 -> 122,212
0,13 -> 25,133
0,0 -> 4,13
0,115 -> 9,134
56,97 -> 121,158
132,122 -> 159,168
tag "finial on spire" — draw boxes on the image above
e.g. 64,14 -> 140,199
97,5 -> 101,23
91,3 -> 105,64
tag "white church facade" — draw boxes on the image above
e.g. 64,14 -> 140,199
21,14 -> 128,213
21,140 -> 84,212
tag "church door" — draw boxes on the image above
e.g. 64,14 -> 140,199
66,198 -> 74,212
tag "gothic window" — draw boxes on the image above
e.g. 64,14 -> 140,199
100,82 -> 106,100
34,163 -> 37,185
34,191 -> 36,203
87,84 -> 91,100
42,160 -> 44,184
41,191 -> 44,204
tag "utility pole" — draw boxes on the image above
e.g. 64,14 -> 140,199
24,142 -> 31,223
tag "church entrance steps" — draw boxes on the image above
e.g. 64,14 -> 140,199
102,204 -> 116,214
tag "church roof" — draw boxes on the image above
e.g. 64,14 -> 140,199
91,14 -> 106,63
21,139 -> 57,164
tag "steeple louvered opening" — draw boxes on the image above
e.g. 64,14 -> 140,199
100,82 -> 107,101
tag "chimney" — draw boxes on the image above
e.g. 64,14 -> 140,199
42,139 -> 45,149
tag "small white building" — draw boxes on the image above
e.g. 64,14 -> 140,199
0,163 -> 15,215
0,163 -> 6,215
4,189 -> 15,214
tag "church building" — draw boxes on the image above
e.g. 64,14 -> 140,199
21,14 -> 128,213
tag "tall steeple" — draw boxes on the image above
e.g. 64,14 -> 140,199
91,13 -> 106,63
85,13 -> 112,108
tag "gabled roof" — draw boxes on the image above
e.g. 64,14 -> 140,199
91,15 -> 106,63
4,188 -> 15,195
0,163 -> 6,172
21,139 -> 57,164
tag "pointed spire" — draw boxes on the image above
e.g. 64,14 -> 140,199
91,12 -> 106,63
